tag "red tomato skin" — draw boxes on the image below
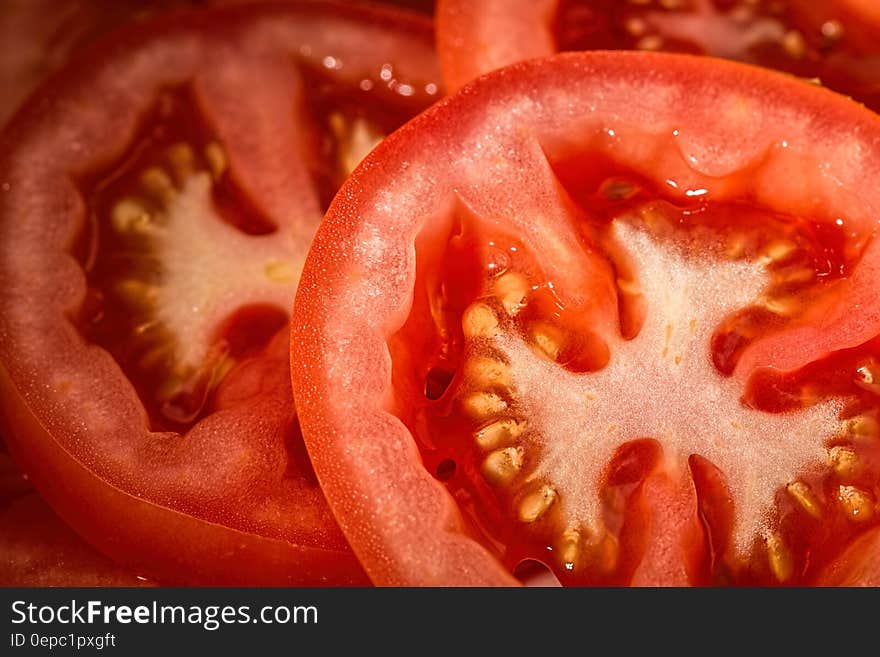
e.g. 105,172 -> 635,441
0,363 -> 368,586
292,52 -> 880,586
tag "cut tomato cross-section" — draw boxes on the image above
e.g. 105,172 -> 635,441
292,52 -> 880,586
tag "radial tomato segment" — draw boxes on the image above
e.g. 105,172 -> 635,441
390,167 -> 880,585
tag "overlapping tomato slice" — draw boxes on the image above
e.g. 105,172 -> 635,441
0,1 -> 441,585
292,52 -> 880,586
437,0 -> 880,106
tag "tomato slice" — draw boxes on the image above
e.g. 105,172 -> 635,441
436,0 -> 880,104
292,52 -> 880,586
0,1 -> 441,585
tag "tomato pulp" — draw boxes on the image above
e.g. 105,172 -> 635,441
292,52 -> 880,586
0,1 -> 441,585
437,0 -> 880,107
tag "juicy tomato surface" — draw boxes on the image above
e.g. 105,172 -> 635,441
292,52 -> 880,586
0,0 -> 441,585
437,0 -> 880,105
0,453 -> 156,586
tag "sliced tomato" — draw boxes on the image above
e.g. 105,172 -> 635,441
436,0 -> 880,104
292,52 -> 880,586
0,1 -> 441,585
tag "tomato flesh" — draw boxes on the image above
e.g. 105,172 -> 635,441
0,2 -> 441,584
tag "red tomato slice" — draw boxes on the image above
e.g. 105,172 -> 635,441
292,52 -> 880,586
0,1 -> 441,585
436,0 -> 880,105
0,453 -> 155,586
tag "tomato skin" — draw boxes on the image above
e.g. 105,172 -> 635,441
292,52 -> 880,586
0,363 -> 367,586
0,1 -> 441,585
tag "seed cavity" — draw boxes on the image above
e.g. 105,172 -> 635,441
482,447 -> 525,486
518,484 -> 557,523
90,134 -> 299,429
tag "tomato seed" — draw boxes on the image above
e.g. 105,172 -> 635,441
786,481 -> 822,519
203,142 -> 227,179
464,356 -> 512,389
462,302 -> 500,339
493,272 -> 530,316
827,446 -> 861,479
482,447 -> 525,486
461,391 -> 508,421
473,418 -> 525,451
765,532 -> 794,583
837,485 -> 874,522
518,484 -> 557,523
